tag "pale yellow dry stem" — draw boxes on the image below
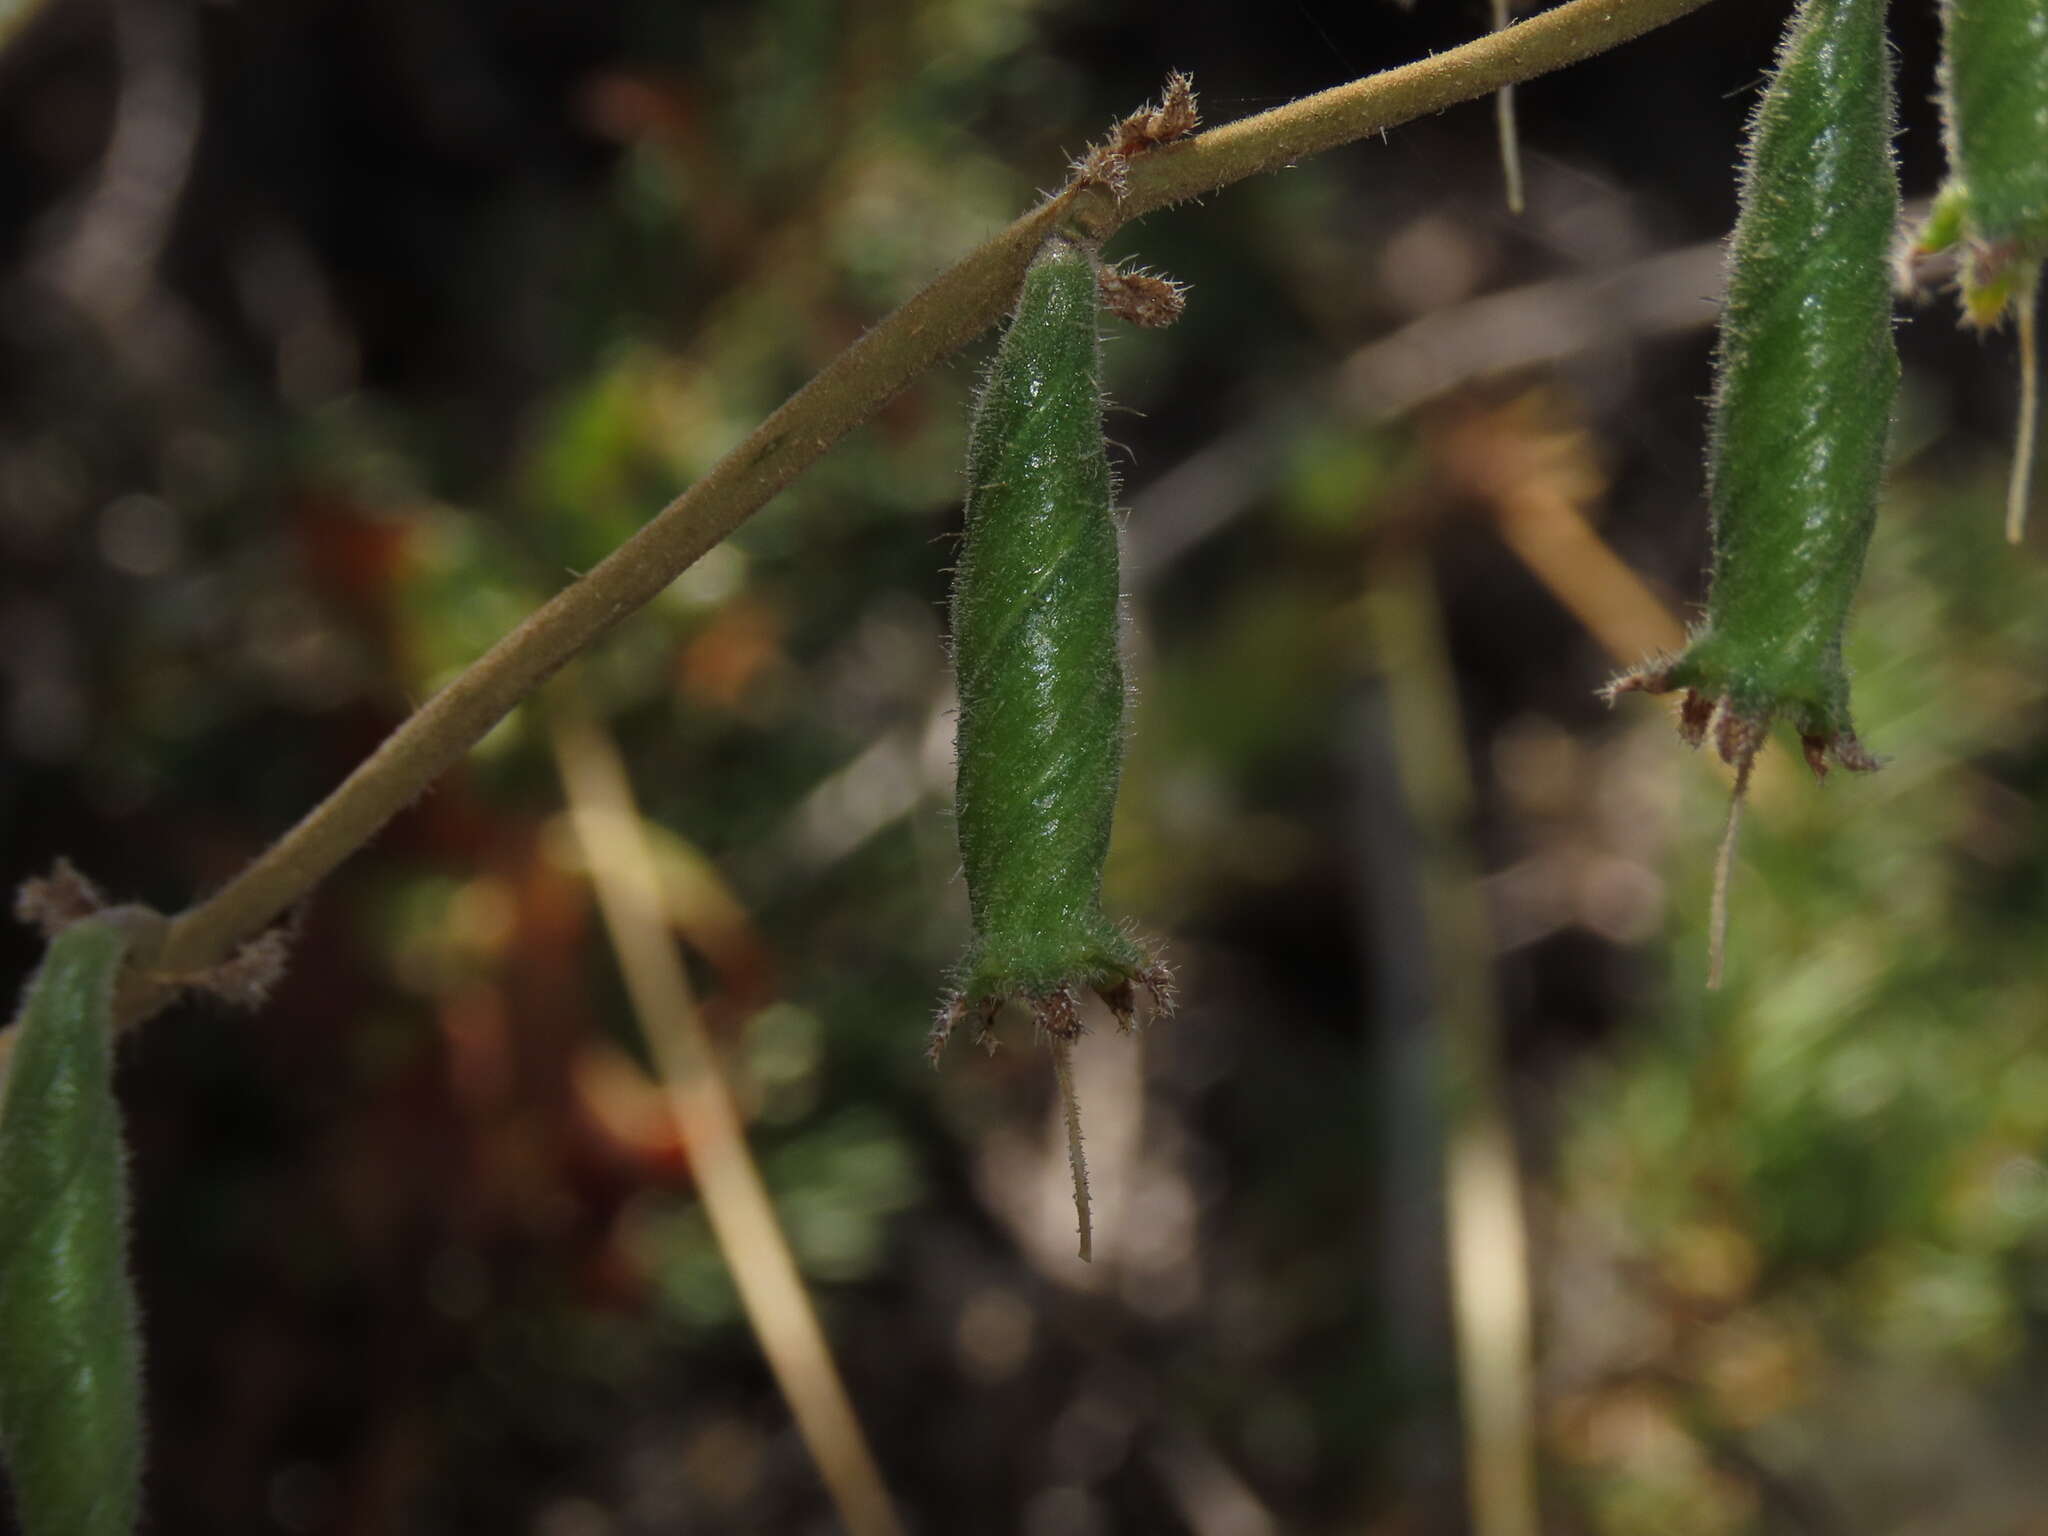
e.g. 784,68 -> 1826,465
57,0 -> 1720,1031
1493,0 -> 1526,215
2008,273 -> 2041,545
546,692 -> 904,1536
1439,394 -> 1688,663
1492,485 -> 1685,659
1048,1035 -> 1092,1262
1707,753 -> 1755,992
1446,1119 -> 1538,1536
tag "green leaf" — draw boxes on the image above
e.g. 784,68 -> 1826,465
0,918 -> 145,1536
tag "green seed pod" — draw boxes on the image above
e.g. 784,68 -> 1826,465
1614,0 -> 1899,779
0,916 -> 146,1536
1610,0 -> 1898,986
1909,0 -> 2048,538
934,235 -> 1170,1258
942,237 -> 1159,1021
1933,0 -> 2048,312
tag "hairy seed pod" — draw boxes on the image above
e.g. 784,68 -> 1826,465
1934,0 -> 2048,315
1910,0 -> 2048,537
1610,0 -> 1898,983
0,917 -> 146,1536
934,235 -> 1170,1258
1613,0 -> 1898,773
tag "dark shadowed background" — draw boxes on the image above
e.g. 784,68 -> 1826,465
4,0 -> 2047,1532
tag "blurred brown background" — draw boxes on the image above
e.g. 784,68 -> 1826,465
5,0 -> 2048,1532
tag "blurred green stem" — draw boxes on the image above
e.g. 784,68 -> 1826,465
1356,552 -> 1539,1536
74,0 -> 1715,1023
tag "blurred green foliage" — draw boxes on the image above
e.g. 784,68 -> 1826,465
5,0 -> 2048,1532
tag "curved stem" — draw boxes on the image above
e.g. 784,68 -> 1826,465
130,0 -> 1717,1013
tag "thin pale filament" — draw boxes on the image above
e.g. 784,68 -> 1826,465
1049,1036 -> 1093,1261
1707,753 -> 1755,992
1493,0 -> 1525,214
2007,271 -> 2042,545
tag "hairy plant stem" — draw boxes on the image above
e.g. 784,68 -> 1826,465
92,0 -> 1716,1024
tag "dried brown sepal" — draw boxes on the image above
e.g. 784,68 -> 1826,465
1692,698 -> 1883,777
1098,266 -> 1187,329
1072,143 -> 1132,202
1096,961 -> 1176,1033
1677,689 -> 1715,749
1034,985 -> 1083,1042
1895,229 -> 1961,301
1071,70 -> 1200,203
14,858 -> 107,938
1099,978 -> 1137,1031
1800,733 -> 1830,779
929,960 -> 1174,1062
195,927 -> 294,1009
1803,729 -> 1882,779
928,992 -> 999,1065
1139,960 -> 1176,1020
1603,663 -> 1881,781
1601,661 -> 1719,750
1712,707 -> 1768,774
1113,70 -> 1199,159
1599,656 -> 1674,702
14,858 -> 297,1014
